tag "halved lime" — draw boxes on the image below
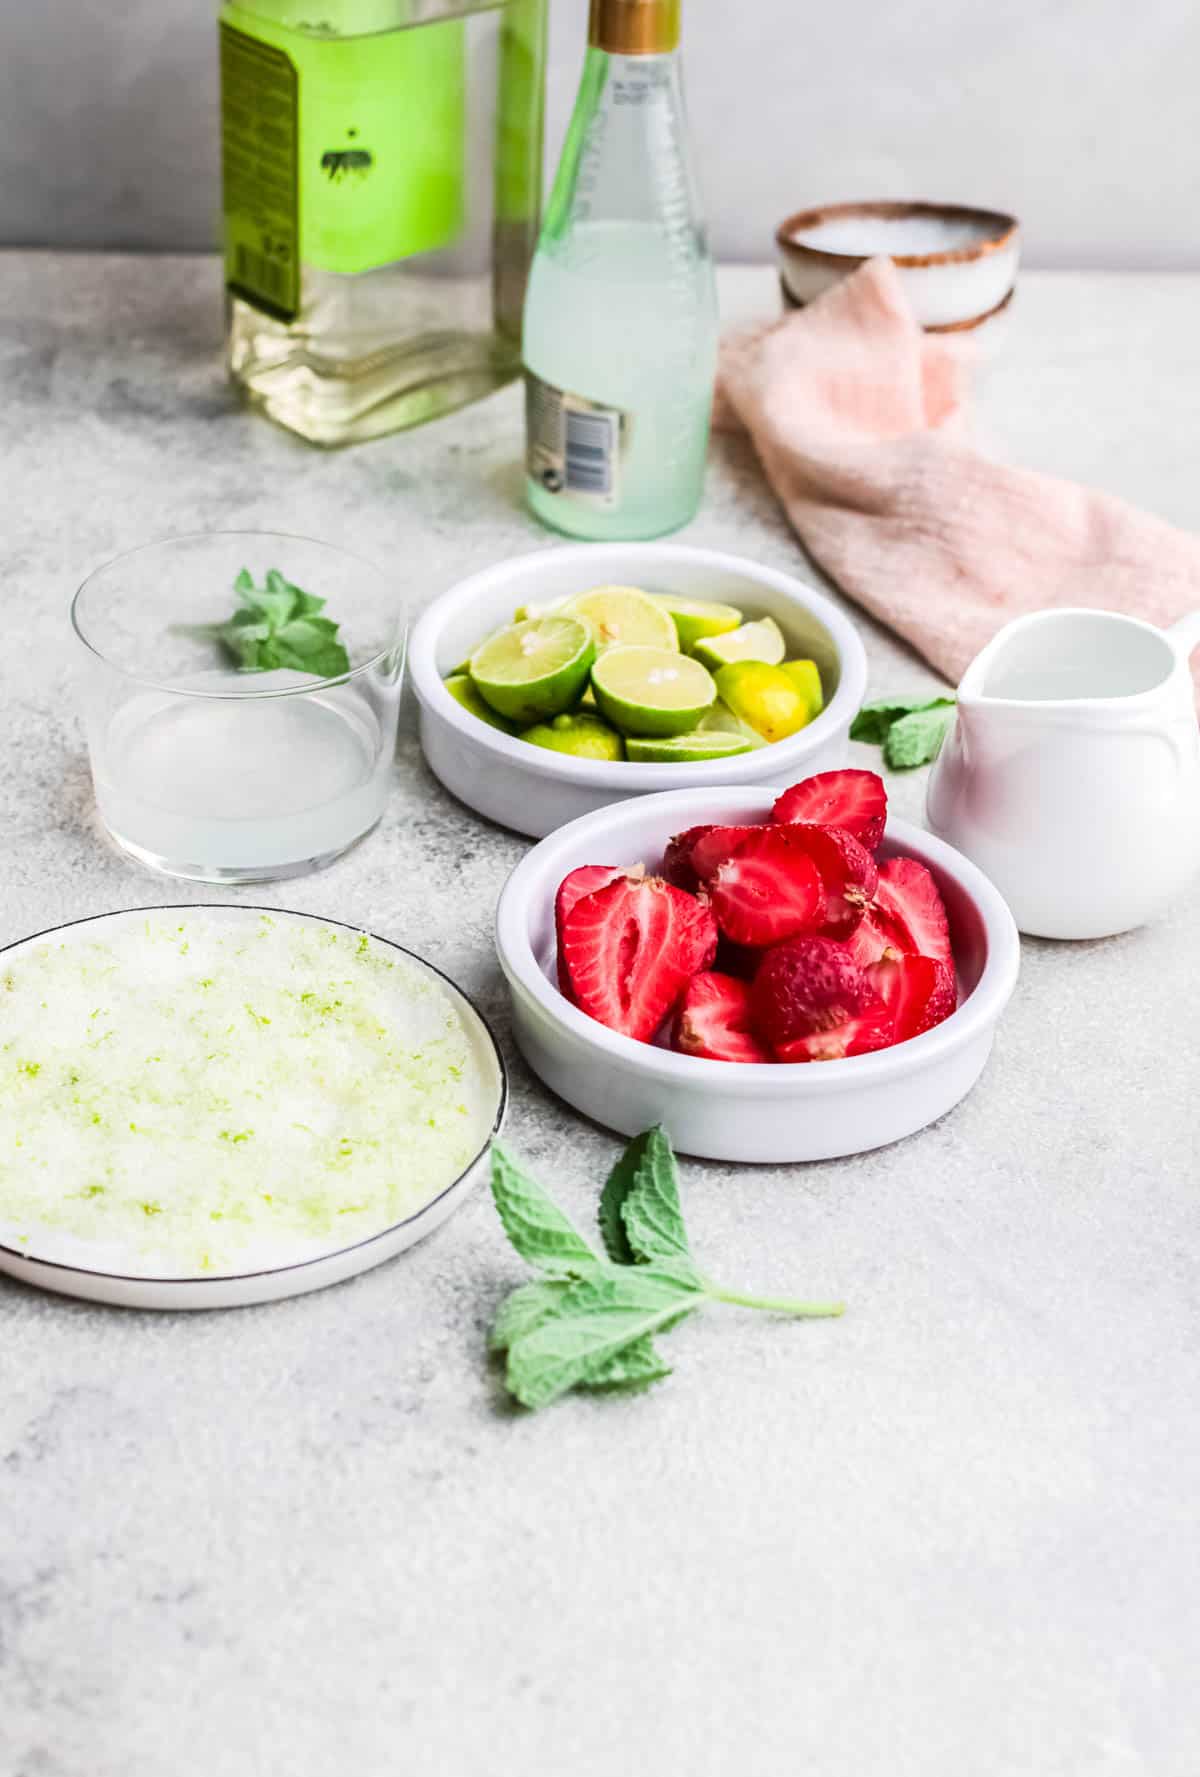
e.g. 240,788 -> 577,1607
561,586 -> 678,654
520,712 -> 624,761
780,658 -> 824,721
591,646 -> 717,738
693,615 -> 786,671
696,700 -> 767,749
626,731 -> 753,763
469,616 -> 596,724
715,660 -> 814,744
444,673 -> 517,733
648,593 -> 743,653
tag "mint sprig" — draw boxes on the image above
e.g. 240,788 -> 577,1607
489,1127 -> 843,1410
216,567 -> 351,678
851,694 -> 956,769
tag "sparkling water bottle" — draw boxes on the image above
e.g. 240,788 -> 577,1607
523,0 -> 718,539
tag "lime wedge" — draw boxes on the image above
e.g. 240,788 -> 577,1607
591,646 -> 717,737
626,731 -> 753,763
696,700 -> 767,749
561,586 -> 678,654
648,593 -> 743,653
444,673 -> 518,733
715,660 -> 814,744
469,616 -> 596,724
780,658 -> 824,721
693,615 -> 786,671
520,712 -> 625,761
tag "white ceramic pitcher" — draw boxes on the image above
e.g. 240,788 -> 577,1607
927,608 -> 1200,939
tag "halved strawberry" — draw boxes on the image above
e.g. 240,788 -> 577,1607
867,952 -> 956,1043
773,770 -> 888,851
663,824 -> 761,893
775,823 -> 878,938
674,972 -> 771,1063
842,909 -> 894,968
873,857 -> 952,966
752,934 -> 891,1061
555,865 -> 627,995
560,876 -> 718,1043
709,827 -> 825,947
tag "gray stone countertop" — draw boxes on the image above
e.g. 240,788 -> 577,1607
1,256 -> 1197,1776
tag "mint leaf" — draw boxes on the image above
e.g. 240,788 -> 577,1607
489,1278 -> 570,1352
216,568 -> 350,679
619,1125 -> 694,1268
579,1336 -> 672,1394
883,704 -> 955,769
489,1145 -> 601,1278
488,1136 -> 845,1411
504,1265 -> 703,1409
851,694 -> 954,747
597,1129 -> 652,1264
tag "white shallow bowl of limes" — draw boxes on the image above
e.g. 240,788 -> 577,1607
409,543 -> 869,838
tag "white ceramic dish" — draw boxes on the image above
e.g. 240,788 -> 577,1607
495,789 -> 1020,1162
776,201 -> 1020,333
0,906 -> 506,1311
410,543 -> 868,838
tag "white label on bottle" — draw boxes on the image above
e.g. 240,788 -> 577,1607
525,371 -> 628,510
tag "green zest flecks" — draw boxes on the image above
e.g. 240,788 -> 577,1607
0,916 -> 499,1277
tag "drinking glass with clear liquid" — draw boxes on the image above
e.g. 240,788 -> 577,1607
72,534 -> 405,883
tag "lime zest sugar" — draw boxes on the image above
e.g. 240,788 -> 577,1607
0,915 -> 499,1277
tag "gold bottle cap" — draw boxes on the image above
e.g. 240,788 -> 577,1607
589,0 -> 681,55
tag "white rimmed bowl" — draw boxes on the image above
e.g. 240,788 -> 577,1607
410,544 -> 869,838
776,200 -> 1020,334
495,789 -> 1020,1163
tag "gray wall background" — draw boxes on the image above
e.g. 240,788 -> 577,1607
2,0 -> 1196,266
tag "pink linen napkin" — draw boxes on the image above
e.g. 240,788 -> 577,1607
716,257 -> 1200,700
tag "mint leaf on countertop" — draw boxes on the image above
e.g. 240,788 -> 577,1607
489,1130 -> 845,1412
215,567 -> 351,678
490,1144 -> 601,1278
617,1124 -> 694,1268
504,1264 -> 704,1411
883,704 -> 956,769
851,694 -> 955,769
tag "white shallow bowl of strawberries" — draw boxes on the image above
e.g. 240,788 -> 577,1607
495,768 -> 1020,1162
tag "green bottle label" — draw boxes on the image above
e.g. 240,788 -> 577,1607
220,23 -> 300,320
220,6 -> 466,313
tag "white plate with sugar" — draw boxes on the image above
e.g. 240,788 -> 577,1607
0,906 -> 506,1309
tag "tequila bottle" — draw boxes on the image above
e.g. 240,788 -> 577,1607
219,0 -> 548,445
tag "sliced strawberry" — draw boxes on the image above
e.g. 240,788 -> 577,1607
751,934 -> 890,1060
560,876 -> 718,1043
555,865 -> 626,995
774,823 -> 878,938
663,823 -> 761,893
773,770 -> 888,851
842,909 -> 895,968
674,972 -> 772,1064
709,827 -> 825,948
873,857 -> 952,966
774,1016 -> 893,1063
867,953 -> 956,1044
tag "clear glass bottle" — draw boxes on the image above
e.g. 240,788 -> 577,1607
522,0 -> 717,540
219,0 -> 548,446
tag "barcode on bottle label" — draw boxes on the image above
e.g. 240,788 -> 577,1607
234,243 -> 290,306
525,371 -> 627,509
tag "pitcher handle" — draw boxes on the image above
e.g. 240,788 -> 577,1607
1168,611 -> 1200,658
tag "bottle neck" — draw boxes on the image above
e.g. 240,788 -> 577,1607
588,0 -> 680,56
